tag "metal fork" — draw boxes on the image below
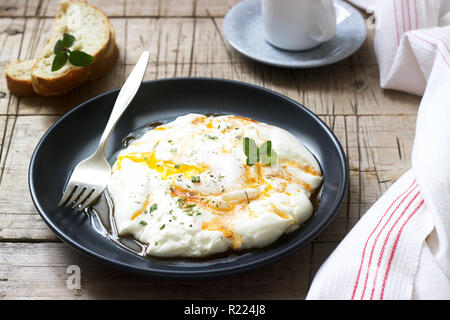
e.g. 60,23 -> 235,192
58,51 -> 150,211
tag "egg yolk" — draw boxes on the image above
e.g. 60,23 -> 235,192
131,195 -> 150,220
115,151 -> 208,180
206,119 -> 214,129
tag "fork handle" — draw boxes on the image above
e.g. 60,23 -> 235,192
95,51 -> 150,156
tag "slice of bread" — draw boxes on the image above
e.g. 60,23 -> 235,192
5,60 -> 36,96
5,1 -> 119,97
5,24 -> 118,96
31,0 -> 111,96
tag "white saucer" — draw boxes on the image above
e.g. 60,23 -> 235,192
223,0 -> 367,68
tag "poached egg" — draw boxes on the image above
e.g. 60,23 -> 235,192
107,114 -> 323,257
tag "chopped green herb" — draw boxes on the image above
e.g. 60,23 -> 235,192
259,140 -> 277,165
185,204 -> 196,208
51,51 -> 69,72
69,50 -> 94,67
243,137 -> 259,166
61,33 -> 75,48
206,134 -> 218,140
174,163 -> 182,169
139,221 -> 148,226
149,203 -> 158,213
243,137 -> 278,166
191,176 -> 201,183
160,224 -> 165,230
244,191 -> 250,204
54,40 -> 64,54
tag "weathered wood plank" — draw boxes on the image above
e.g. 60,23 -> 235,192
294,66 -> 359,115
0,242 -> 313,299
192,18 -> 243,65
196,0 -> 240,17
190,62 -> 264,86
125,18 -> 194,66
125,0 -> 196,17
0,213 -> 58,241
0,116 -> 58,241
36,0 -> 126,17
0,115 -> 7,177
0,18 -> 25,115
0,115 -> 14,177
358,115 -> 415,202
17,18 -> 52,61
359,116 -> 415,173
125,0 -> 195,17
0,1 -> 27,17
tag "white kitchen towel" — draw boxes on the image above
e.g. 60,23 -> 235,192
307,0 -> 450,299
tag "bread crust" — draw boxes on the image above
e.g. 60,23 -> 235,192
31,0 -> 112,96
5,60 -> 35,96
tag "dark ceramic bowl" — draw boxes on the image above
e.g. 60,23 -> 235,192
29,78 -> 348,280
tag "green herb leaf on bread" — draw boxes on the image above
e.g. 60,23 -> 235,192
51,33 -> 94,71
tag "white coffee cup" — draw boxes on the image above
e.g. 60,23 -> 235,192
262,0 -> 337,51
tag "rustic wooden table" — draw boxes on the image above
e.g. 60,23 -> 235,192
0,0 -> 421,299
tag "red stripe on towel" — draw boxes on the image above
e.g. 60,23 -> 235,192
359,185 -> 419,299
414,0 -> 418,29
409,33 -> 450,69
394,0 -> 401,45
368,191 -> 422,299
379,199 -> 424,299
351,178 -> 416,299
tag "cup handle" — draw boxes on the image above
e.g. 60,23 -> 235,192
311,0 -> 337,42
